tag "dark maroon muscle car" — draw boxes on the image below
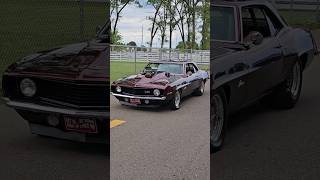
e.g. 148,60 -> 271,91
1,24 -> 109,143
211,1 -> 318,152
111,61 -> 209,110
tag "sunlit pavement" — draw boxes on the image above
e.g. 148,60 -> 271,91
211,57 -> 320,179
110,84 -> 210,180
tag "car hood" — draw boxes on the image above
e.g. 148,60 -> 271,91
114,72 -> 183,89
6,40 -> 109,82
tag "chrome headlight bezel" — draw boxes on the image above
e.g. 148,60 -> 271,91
153,89 -> 161,97
20,78 -> 37,97
116,86 -> 122,93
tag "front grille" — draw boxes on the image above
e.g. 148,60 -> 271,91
121,87 -> 157,95
38,79 -> 109,109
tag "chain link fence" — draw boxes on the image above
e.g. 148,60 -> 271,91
0,0 -> 108,91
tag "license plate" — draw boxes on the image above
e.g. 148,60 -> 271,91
64,117 -> 98,134
130,98 -> 141,104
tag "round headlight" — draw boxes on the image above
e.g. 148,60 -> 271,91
116,86 -> 122,93
20,78 -> 37,97
153,89 -> 160,96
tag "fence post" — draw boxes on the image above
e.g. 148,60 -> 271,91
79,0 -> 84,40
134,47 -> 137,73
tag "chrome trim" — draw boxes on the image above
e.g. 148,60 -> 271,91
111,93 -> 166,100
3,98 -> 108,118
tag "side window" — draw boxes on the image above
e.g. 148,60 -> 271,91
186,63 -> 196,74
252,7 -> 271,37
263,7 -> 284,34
242,7 -> 254,38
241,6 -> 271,39
191,63 -> 198,72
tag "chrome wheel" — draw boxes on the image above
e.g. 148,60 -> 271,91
211,94 -> 225,144
174,91 -> 181,109
288,62 -> 301,98
200,81 -> 205,94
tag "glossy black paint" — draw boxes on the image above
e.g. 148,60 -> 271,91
211,1 -> 317,113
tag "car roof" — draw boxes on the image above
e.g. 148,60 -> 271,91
213,0 -> 271,7
148,60 -> 196,65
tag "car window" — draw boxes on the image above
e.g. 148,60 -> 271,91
191,63 -> 198,72
263,6 -> 284,34
242,6 -> 271,39
156,63 -> 183,74
212,6 -> 236,41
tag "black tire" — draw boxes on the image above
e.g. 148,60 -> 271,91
262,60 -> 303,109
194,80 -> 205,96
170,90 -> 181,110
211,88 -> 228,153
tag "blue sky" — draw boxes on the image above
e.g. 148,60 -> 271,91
114,3 -> 183,48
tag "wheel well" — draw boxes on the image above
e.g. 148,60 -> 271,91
299,53 -> 308,70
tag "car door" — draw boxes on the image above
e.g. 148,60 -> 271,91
241,5 -> 284,102
183,63 -> 196,96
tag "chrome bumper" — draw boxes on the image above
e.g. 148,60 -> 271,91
111,93 -> 166,100
3,98 -> 109,118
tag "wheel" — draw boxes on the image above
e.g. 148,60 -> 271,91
262,60 -> 302,109
211,88 -> 228,153
170,90 -> 181,110
194,80 -> 205,96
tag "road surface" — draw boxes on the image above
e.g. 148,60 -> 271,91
110,84 -> 210,180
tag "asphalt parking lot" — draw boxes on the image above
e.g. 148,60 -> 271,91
0,105 -> 109,180
110,83 -> 210,180
211,56 -> 320,179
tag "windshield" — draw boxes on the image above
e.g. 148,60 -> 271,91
144,63 -> 183,74
213,6 -> 236,41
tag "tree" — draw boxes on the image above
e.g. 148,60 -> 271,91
147,0 -> 163,49
111,30 -> 124,45
200,0 -> 210,50
127,41 -> 137,47
110,0 -> 141,36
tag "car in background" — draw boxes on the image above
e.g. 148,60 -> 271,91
211,0 -> 318,152
1,23 -> 110,143
111,61 -> 209,110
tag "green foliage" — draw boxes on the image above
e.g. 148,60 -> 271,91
111,30 -> 124,45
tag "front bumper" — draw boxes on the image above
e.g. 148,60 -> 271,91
111,93 -> 171,107
111,93 -> 166,100
3,97 -> 108,144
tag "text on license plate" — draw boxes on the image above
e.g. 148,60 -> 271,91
64,117 -> 98,134
130,98 -> 141,104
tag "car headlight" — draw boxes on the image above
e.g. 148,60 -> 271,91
116,86 -> 122,93
20,78 -> 37,97
153,89 -> 160,96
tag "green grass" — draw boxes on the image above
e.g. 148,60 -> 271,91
110,61 -> 209,83
279,10 -> 320,29
0,0 -> 107,84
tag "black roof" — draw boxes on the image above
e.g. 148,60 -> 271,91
148,60 -> 196,64
213,0 -> 271,7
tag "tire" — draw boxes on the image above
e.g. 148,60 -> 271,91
262,60 -> 303,109
211,88 -> 228,153
194,80 -> 205,96
170,90 -> 181,110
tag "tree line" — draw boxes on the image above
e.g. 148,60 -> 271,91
110,0 -> 210,50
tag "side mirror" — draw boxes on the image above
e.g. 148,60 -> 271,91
244,31 -> 264,47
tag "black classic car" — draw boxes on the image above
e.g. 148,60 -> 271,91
111,61 -> 209,110
211,1 -> 318,152
1,23 -> 110,143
